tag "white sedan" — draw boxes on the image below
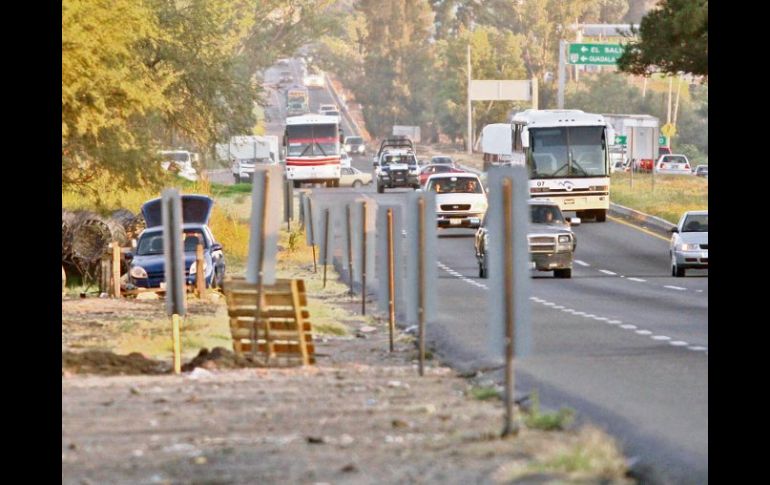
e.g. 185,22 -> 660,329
655,154 -> 692,175
339,167 -> 372,188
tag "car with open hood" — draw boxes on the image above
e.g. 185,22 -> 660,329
426,173 -> 487,229
475,199 -> 579,279
126,195 -> 226,289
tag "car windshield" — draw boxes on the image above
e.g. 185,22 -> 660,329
137,230 -> 207,256
346,137 -> 363,144
286,124 -> 339,157
162,152 -> 190,162
530,205 -> 565,224
427,177 -> 482,194
682,214 -> 708,232
529,126 -> 606,178
423,165 -> 451,174
383,154 -> 415,165
665,155 -> 688,164
432,157 -> 453,164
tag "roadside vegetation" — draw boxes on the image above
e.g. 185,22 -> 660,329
610,172 -> 708,223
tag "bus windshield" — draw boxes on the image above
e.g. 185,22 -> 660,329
286,124 -> 339,157
529,126 -> 606,178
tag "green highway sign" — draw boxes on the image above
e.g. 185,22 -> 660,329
568,43 -> 624,65
659,135 -> 668,146
615,135 -> 627,146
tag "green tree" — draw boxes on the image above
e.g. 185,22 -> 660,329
62,0 -> 175,189
434,27 -> 527,143
617,0 -> 708,76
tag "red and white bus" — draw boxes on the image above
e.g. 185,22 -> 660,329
284,115 -> 341,188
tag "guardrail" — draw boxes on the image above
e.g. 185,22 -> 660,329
324,73 -> 365,140
608,202 -> 675,235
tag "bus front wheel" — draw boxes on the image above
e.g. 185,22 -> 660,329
595,209 -> 607,222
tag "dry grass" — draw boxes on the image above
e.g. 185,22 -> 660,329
610,172 -> 708,223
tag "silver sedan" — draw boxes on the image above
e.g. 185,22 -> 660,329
670,210 -> 708,277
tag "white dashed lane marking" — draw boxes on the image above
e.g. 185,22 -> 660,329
664,285 -> 687,291
599,269 -> 617,275
574,260 -> 590,267
436,261 -> 707,354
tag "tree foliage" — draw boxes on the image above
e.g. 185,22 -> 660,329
617,0 -> 708,76
62,0 -> 335,192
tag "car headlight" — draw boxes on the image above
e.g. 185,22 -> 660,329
678,243 -> 699,251
558,235 -> 571,243
358,146 -> 365,153
473,201 -> 488,212
409,167 -> 419,174
345,144 -> 351,151
189,260 -> 208,275
130,266 -> 148,279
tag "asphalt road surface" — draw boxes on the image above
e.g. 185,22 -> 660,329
211,58 -> 708,484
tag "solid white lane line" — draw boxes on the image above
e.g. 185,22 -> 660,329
635,330 -> 652,335
574,260 -> 590,267
664,285 -> 687,291
599,269 -> 617,275
652,335 -> 671,341
627,277 -> 647,282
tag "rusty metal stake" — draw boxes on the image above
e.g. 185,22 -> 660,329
347,204 -> 354,296
418,197 -> 425,376
361,200 -> 367,315
501,178 -> 518,437
308,198 -> 317,273
323,208 -> 330,289
387,208 -> 395,352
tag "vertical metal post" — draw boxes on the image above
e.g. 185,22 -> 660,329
195,242 -> 205,298
651,129 -> 656,193
467,44 -> 472,154
361,201 -> 367,315
501,178 -> 517,437
253,171 -> 272,360
557,40 -> 566,109
417,197 -> 425,376
666,76 -> 673,124
387,208 -> 395,352
323,208 -> 330,289
347,204 -> 354,296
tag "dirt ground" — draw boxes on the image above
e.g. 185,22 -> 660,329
63,299 -> 631,484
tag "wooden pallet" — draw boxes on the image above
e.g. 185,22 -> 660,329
223,276 -> 314,366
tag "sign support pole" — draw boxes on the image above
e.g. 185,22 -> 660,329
558,40 -> 566,109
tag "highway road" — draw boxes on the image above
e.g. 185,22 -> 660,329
211,58 -> 709,484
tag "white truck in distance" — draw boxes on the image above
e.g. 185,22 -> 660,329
480,123 -> 514,171
216,135 -> 279,183
602,114 -> 660,172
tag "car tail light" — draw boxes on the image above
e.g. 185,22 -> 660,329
684,164 -> 690,170
659,163 -> 664,169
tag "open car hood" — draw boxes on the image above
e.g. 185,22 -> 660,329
141,194 -> 214,228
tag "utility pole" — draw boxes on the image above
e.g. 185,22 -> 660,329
467,44 -> 472,154
557,40 -> 566,109
666,76 -> 673,124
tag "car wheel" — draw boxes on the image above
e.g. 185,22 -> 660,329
377,183 -> 384,194
293,180 -> 301,189
671,254 -> 685,277
554,268 -> 572,279
479,253 -> 488,279
234,174 -> 240,184
353,180 -> 362,188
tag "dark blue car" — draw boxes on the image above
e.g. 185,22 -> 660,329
127,195 -> 226,289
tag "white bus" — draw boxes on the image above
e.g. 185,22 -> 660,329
511,109 -> 612,222
283,114 -> 342,188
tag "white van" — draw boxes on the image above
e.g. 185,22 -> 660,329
159,150 -> 198,182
